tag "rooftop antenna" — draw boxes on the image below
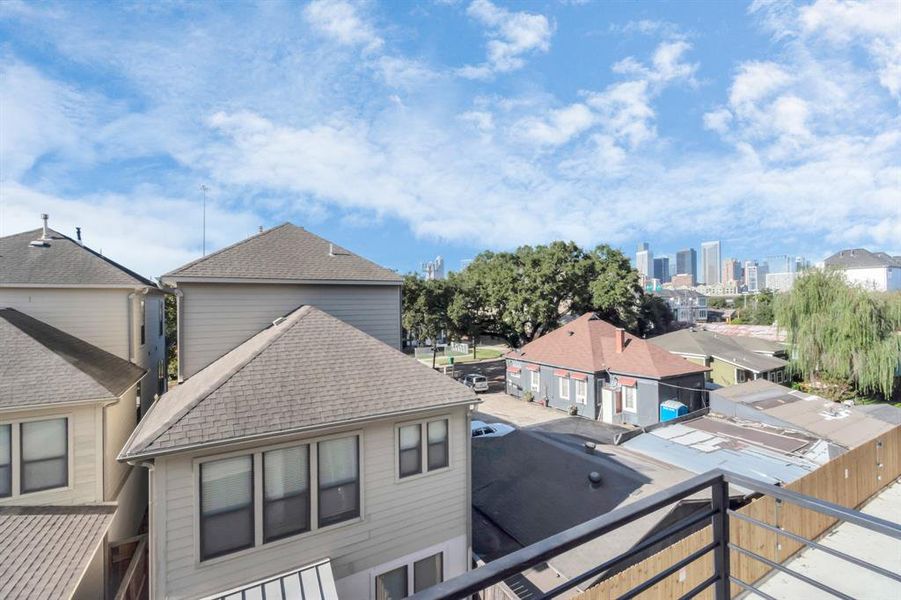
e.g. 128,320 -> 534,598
200,184 -> 209,256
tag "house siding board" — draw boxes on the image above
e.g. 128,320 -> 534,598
103,388 -> 137,501
0,288 -> 129,359
180,282 -> 401,378
153,408 -> 469,599
710,358 -> 738,386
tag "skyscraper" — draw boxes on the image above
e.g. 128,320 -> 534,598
765,254 -> 794,274
636,242 -> 653,278
722,258 -> 742,285
701,241 -> 722,285
653,257 -> 671,283
675,248 -> 697,285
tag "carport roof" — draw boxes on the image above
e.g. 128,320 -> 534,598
506,313 -> 709,379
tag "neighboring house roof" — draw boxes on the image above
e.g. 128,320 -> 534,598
200,559 -> 338,600
162,222 -> 402,283
0,505 -> 115,600
649,329 -> 787,373
724,334 -> 786,356
0,309 -> 146,409
701,322 -> 786,342
121,305 -> 476,459
711,379 -> 897,449
0,228 -> 156,287
506,313 -> 709,380
623,416 -> 821,486
824,248 -> 901,270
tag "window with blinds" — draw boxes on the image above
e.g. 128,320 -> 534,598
20,418 -> 67,493
317,437 -> 359,528
200,455 -> 254,560
0,424 -> 10,498
263,445 -> 310,542
399,424 -> 422,478
427,420 -> 448,471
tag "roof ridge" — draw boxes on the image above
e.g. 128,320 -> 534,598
162,222 -> 291,277
125,304 -> 315,457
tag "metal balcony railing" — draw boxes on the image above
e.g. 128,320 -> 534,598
409,469 -> 901,600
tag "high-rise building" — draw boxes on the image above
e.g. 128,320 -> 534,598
422,255 -> 445,280
765,254 -> 794,274
746,263 -> 769,293
701,241 -> 722,285
675,249 -> 697,285
636,242 -> 653,278
653,257 -> 670,283
722,258 -> 742,286
743,260 -> 757,288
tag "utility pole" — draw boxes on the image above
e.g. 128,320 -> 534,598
200,184 -> 208,256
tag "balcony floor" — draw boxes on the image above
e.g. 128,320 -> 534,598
749,479 -> 901,600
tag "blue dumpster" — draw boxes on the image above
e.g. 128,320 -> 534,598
660,400 -> 688,422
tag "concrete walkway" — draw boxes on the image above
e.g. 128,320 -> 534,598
750,480 -> 901,600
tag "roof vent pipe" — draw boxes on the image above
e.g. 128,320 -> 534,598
29,214 -> 52,247
329,243 -> 335,257
615,328 -> 625,353
76,227 -> 83,245
41,214 -> 50,240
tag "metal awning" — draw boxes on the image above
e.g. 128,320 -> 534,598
507,366 -> 521,374
571,372 -> 588,381
201,559 -> 338,600
553,369 -> 569,377
525,364 -> 540,372
618,376 -> 637,386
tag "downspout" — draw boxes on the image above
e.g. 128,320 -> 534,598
172,288 -> 185,383
130,459 -> 157,599
127,293 -> 135,362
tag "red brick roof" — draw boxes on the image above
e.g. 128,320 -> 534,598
506,313 -> 710,379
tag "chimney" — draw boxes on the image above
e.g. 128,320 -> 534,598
615,328 -> 625,353
75,227 -> 83,245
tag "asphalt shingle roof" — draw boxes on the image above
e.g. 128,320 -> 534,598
162,223 -> 402,283
506,313 -> 710,379
824,248 -> 901,269
0,505 -> 115,600
0,228 -> 155,287
121,305 -> 476,459
649,329 -> 787,373
0,308 -> 146,408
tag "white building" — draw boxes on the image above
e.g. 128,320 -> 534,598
823,249 -> 901,291
746,263 -> 769,293
700,241 -> 721,285
766,271 -> 799,292
636,242 -> 653,278
423,255 -> 445,280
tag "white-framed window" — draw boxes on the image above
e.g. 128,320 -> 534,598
196,433 -> 360,562
397,418 -> 449,479
375,552 -> 444,599
531,370 -> 540,393
622,386 -> 637,413
736,369 -> 748,384
575,379 -> 587,404
776,370 -> 784,384
558,376 -> 570,401
0,417 -> 70,498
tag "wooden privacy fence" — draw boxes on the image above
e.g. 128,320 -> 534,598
575,425 -> 901,600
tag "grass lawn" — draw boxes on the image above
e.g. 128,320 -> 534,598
425,347 -> 505,366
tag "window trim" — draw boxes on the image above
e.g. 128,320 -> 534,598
0,415 -> 73,498
372,548 -> 447,599
198,455 -> 255,561
375,564 -> 408,600
622,385 -> 637,413
574,379 -> 587,405
398,423 -> 422,479
530,370 -> 540,393
193,430 -> 365,566
262,444 -> 311,544
558,376 -> 570,401
0,423 -> 11,499
394,415 -> 452,483
317,435 -> 360,529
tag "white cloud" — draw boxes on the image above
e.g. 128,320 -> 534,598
728,61 -> 792,108
303,0 -> 384,53
517,103 -> 594,146
703,108 -> 732,134
458,0 -> 552,79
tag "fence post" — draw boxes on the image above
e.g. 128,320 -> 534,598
712,476 -> 731,599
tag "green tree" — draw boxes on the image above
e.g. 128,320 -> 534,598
402,274 -> 453,368
446,272 -> 487,359
776,269 -> 901,400
587,244 -> 644,330
637,293 -> 674,337
165,294 -> 178,379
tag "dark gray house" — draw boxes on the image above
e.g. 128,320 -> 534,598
504,313 -> 709,427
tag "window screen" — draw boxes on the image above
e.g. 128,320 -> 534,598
375,565 -> 408,600
318,436 -> 359,527
427,420 -> 448,471
0,424 -> 10,498
21,418 -> 67,493
414,553 -> 443,593
263,445 -> 310,542
399,424 -> 422,478
200,455 -> 254,560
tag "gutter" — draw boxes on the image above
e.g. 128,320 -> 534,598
160,276 -> 402,286
120,397 -> 479,462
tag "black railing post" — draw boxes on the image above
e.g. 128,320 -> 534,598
712,475 -> 731,599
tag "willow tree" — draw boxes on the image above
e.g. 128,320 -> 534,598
776,269 -> 901,400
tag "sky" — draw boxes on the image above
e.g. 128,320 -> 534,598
1,0 -> 899,279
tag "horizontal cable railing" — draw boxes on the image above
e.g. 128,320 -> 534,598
409,468 -> 901,600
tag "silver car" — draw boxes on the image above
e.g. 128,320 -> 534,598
462,373 -> 489,392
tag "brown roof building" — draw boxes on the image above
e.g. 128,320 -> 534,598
505,313 -> 709,427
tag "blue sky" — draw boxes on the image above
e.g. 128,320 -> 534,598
1,0 -> 898,278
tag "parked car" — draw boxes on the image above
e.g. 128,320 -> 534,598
462,373 -> 489,392
471,420 -> 514,438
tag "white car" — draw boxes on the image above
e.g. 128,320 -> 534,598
462,373 -> 489,393
471,420 -> 514,438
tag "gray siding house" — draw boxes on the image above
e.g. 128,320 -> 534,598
505,313 -> 709,427
160,223 -> 403,381
120,306 -> 478,599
